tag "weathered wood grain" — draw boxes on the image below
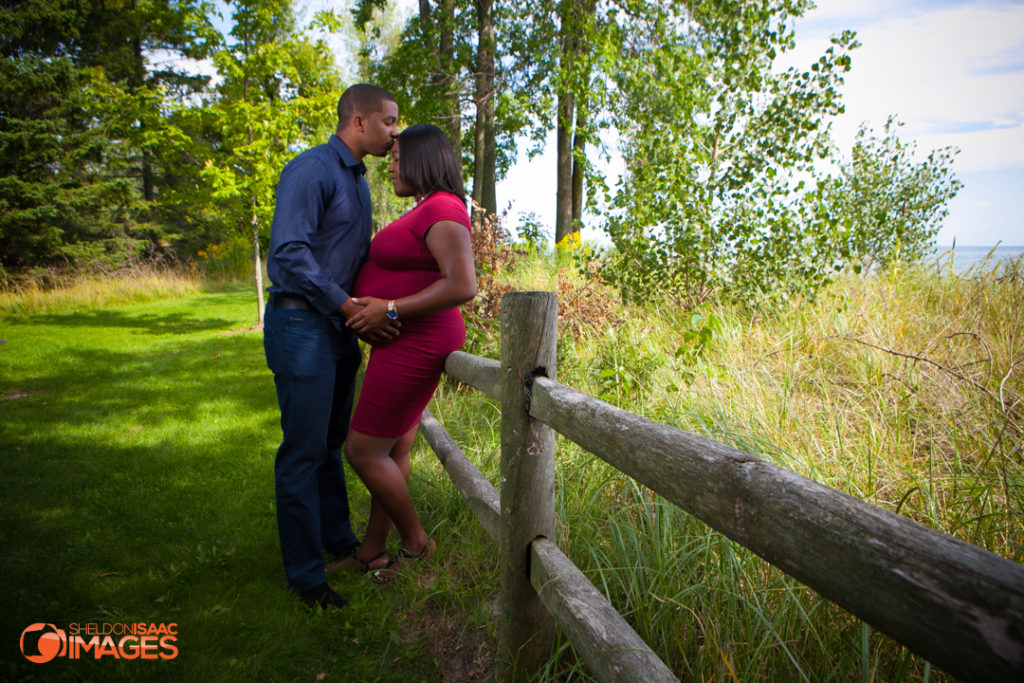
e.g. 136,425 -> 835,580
529,375 -> 1024,682
444,350 -> 500,400
499,292 -> 558,676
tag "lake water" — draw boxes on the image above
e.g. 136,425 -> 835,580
930,245 -> 1024,273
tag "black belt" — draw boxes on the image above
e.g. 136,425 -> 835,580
270,292 -> 315,312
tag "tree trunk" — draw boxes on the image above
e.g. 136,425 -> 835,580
422,0 -> 461,158
136,44 -> 154,202
472,0 -> 497,220
247,110 -> 264,325
252,206 -> 264,326
438,0 -> 461,157
242,38 -> 263,325
571,100 -> 587,228
555,91 -> 574,244
482,112 -> 496,213
131,15 -> 156,202
555,0 -> 593,244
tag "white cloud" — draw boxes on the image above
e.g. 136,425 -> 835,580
787,1 -> 1024,171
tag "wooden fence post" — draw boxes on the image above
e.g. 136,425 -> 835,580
499,291 -> 557,678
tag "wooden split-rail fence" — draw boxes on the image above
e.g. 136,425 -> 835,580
416,291 -> 1024,682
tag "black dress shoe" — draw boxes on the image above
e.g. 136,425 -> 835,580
299,583 -> 347,610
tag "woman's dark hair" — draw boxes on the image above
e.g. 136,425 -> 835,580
396,124 -> 465,200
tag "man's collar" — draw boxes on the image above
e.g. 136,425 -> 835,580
328,135 -> 366,174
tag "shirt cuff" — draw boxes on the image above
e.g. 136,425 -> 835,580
312,283 -> 350,316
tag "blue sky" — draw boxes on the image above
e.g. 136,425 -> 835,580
498,0 -> 1024,246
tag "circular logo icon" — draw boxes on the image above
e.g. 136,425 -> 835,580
20,623 -> 66,663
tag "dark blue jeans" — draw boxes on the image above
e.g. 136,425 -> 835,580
263,303 -> 361,592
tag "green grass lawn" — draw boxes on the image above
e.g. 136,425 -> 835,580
1,287 -> 494,682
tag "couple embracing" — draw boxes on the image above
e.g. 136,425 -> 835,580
262,84 -> 476,609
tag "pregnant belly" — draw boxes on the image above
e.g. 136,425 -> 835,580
352,266 -> 439,301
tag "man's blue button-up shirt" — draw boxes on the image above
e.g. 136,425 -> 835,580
267,135 -> 372,315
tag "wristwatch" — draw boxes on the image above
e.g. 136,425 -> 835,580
386,300 -> 399,320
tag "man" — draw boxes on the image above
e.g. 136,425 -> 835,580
263,84 -> 399,609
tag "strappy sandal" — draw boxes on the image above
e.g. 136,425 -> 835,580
370,538 -> 435,584
326,550 -> 390,575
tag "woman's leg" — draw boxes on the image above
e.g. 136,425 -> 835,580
390,425 -> 417,484
345,425 -> 429,556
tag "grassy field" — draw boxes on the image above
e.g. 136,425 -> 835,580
1,259 -> 1021,681
1,279 -> 494,682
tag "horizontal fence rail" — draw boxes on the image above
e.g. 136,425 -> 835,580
424,293 -> 1024,682
527,375 -> 1024,682
420,409 -> 500,541
530,538 -> 678,683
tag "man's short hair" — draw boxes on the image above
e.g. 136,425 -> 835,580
337,84 -> 396,126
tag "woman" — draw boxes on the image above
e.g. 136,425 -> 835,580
338,123 -> 476,582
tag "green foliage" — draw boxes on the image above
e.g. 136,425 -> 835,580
495,0 -> 559,149
371,6 -> 469,130
198,0 -> 341,245
595,2 -> 964,307
600,1 -> 860,306
595,338 -> 663,405
0,58 -> 144,272
76,0 -> 222,88
362,0 -> 553,183
142,104 -> 227,256
0,0 -> 221,277
814,116 -> 963,270
513,211 -> 549,248
0,0 -> 968,312
0,0 -> 351,282
675,308 -> 722,364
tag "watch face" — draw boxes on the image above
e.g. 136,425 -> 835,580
387,309 -> 398,320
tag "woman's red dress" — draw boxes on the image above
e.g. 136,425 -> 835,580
348,191 -> 472,437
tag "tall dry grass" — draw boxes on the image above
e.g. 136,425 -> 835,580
0,265 -> 201,318
664,261 -> 1024,557
438,253 -> 1022,680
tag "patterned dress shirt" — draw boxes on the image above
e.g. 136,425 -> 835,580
267,135 -> 373,315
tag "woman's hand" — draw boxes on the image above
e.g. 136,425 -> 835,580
345,296 -> 400,342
